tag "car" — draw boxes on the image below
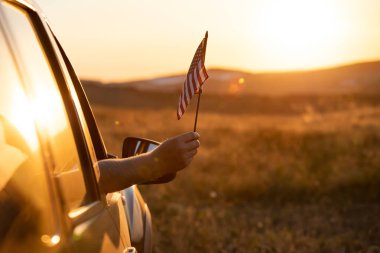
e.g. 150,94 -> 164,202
0,0 -> 162,252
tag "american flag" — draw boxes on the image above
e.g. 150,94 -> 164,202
177,32 -> 208,120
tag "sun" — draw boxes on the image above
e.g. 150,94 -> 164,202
252,0 -> 344,70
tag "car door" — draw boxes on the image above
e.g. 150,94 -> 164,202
0,1 -> 131,252
0,17 -> 62,253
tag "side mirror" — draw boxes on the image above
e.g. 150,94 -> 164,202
122,137 -> 160,158
122,137 -> 176,184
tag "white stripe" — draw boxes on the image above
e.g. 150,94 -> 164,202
198,61 -> 205,81
180,85 -> 186,104
181,94 -> 186,109
193,67 -> 200,92
183,85 -> 188,105
194,67 -> 200,88
178,94 -> 183,109
189,73 -> 195,96
184,77 -> 191,103
181,86 -> 188,108
180,85 -> 186,108
181,84 -> 186,105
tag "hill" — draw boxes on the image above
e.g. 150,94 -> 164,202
81,61 -> 380,115
82,61 -> 380,96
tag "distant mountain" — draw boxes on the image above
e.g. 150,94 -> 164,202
82,61 -> 380,96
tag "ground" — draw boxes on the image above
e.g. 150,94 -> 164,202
90,92 -> 380,253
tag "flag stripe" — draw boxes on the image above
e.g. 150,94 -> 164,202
180,93 -> 186,110
189,73 -> 197,96
184,79 -> 190,105
195,66 -> 202,91
189,74 -> 195,95
198,61 -> 205,81
187,77 -> 193,101
202,66 -> 208,80
191,71 -> 198,94
197,61 -> 203,80
187,75 -> 194,99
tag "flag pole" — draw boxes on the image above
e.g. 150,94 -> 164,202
193,89 -> 202,132
193,31 -> 208,132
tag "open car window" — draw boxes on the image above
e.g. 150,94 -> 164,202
51,31 -> 109,161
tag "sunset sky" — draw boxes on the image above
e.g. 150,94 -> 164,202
37,0 -> 380,82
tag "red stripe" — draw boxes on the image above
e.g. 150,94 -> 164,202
195,66 -> 202,91
177,105 -> 182,119
181,91 -> 188,111
183,81 -> 189,105
180,103 -> 185,114
178,94 -> 183,112
177,93 -> 182,119
178,101 -> 185,119
189,73 -> 195,95
192,69 -> 199,93
182,93 -> 187,108
179,92 -> 184,107
202,66 -> 208,80
186,75 -> 192,102
191,70 -> 198,94
193,66 -> 199,86
189,75 -> 195,97
181,91 -> 187,109
177,93 -> 185,119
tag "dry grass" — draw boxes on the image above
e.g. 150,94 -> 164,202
90,93 -> 380,253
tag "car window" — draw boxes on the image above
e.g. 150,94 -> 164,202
53,35 -> 108,161
48,28 -> 106,165
2,2 -> 92,210
0,21 -> 58,253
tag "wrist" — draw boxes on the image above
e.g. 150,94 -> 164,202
136,152 -> 162,183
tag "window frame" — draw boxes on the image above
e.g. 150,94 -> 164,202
52,34 -> 109,161
3,0 -> 101,203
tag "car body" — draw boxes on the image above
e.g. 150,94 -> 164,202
0,0 -> 152,252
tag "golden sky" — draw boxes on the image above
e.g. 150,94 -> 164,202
38,0 -> 380,82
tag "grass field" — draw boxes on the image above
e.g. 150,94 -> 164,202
90,92 -> 380,253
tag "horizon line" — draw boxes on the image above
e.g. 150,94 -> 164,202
79,58 -> 380,84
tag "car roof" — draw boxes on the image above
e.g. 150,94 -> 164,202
3,0 -> 47,18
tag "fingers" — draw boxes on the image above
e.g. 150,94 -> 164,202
184,149 -> 197,159
185,139 -> 200,151
178,132 -> 200,152
180,132 -> 200,142
181,149 -> 197,168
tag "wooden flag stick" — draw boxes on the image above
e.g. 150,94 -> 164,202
193,89 -> 202,132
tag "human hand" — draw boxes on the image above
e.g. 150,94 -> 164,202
148,132 -> 200,178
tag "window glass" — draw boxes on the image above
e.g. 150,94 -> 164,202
0,23 -> 56,252
49,30 -> 101,169
2,3 -> 89,209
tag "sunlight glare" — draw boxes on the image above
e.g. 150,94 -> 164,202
229,77 -> 246,95
253,0 -> 345,70
41,234 -> 61,247
9,86 -> 39,151
31,81 -> 67,138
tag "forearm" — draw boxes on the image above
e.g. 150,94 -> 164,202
97,153 -> 158,193
97,132 -> 200,193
